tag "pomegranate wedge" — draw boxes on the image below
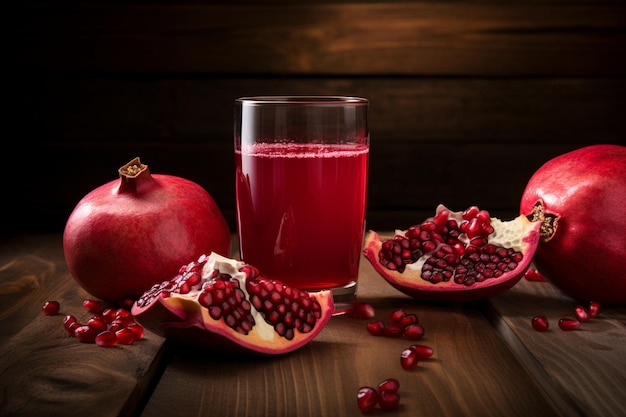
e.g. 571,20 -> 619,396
363,204 -> 540,303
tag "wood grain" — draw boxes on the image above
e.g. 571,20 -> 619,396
0,234 -> 167,417
11,3 -> 626,76
486,277 -> 626,417
140,259 -> 567,417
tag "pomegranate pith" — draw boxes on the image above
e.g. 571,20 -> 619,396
363,204 -> 540,303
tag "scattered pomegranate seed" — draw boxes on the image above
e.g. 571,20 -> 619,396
388,309 -> 407,324
378,390 -> 400,411
74,325 -> 96,342
119,297 -> 135,310
42,300 -> 60,316
87,317 -> 108,334
357,386 -> 378,413
383,324 -> 404,338
524,268 -> 547,282
588,301 -> 602,318
531,316 -> 550,332
377,378 -> 400,393
574,305 -> 590,323
400,347 -> 419,370
399,313 -> 418,327
410,344 -> 434,360
558,318 -> 580,331
404,324 -> 425,340
47,299 -> 144,347
366,320 -> 385,336
127,323 -> 145,340
352,302 -> 375,319
115,327 -> 137,345
83,299 -> 103,314
95,331 -> 118,347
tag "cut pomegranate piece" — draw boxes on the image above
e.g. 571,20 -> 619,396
132,253 -> 334,354
363,205 -> 540,303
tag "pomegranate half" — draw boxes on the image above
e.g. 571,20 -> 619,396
520,144 -> 626,305
64,157 -> 231,303
363,205 -> 540,303
131,252 -> 334,354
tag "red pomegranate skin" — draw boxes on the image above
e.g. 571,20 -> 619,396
520,144 -> 626,305
64,159 -> 231,302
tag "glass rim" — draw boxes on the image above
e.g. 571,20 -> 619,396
236,96 -> 368,106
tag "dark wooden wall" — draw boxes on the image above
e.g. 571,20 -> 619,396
6,0 -> 626,237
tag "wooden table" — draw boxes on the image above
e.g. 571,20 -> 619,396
1,234 -> 625,417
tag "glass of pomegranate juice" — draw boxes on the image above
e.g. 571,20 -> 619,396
235,96 -> 369,314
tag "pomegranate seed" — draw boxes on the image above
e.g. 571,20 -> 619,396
42,300 -> 60,315
524,268 -> 547,282
404,324 -> 425,340
366,320 -> 385,336
378,390 -> 400,411
400,347 -> 419,370
119,297 -> 135,310
63,315 -> 78,334
410,344 -> 434,360
357,386 -> 378,413
95,331 -> 118,347
83,299 -> 103,314
87,317 -> 108,334
352,302 -> 375,319
388,309 -> 407,323
127,323 -> 145,340
74,325 -> 96,342
377,378 -> 400,393
462,206 -> 480,220
399,313 -> 419,327
531,316 -> 550,332
115,327 -> 136,345
101,308 -> 117,323
574,305 -> 590,323
558,318 -> 580,331
383,324 -> 404,338
588,301 -> 601,317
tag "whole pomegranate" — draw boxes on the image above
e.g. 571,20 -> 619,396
520,144 -> 626,305
63,157 -> 231,302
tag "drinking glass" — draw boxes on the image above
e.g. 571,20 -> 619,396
234,96 -> 369,314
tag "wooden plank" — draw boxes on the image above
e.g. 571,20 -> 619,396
10,77 -> 626,143
0,234 -> 167,417
140,257 -> 568,417
10,2 -> 626,76
485,277 -> 626,417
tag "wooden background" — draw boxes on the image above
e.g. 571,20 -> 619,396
6,0 -> 626,237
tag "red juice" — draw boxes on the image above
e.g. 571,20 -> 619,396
235,142 -> 369,291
